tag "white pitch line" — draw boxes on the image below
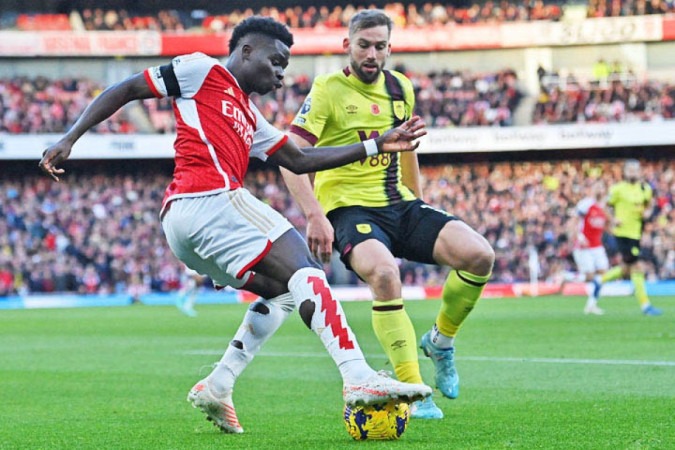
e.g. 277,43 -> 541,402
180,350 -> 675,367
461,356 -> 675,367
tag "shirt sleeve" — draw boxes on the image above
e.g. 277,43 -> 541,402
289,75 -> 331,146
143,52 -> 218,99
249,103 -> 288,161
576,198 -> 592,216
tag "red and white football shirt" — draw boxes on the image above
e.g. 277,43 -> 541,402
575,197 -> 607,249
144,52 -> 288,214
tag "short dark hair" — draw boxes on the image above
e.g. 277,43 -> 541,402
229,16 -> 294,54
348,9 -> 393,37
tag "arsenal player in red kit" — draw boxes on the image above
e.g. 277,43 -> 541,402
572,181 -> 610,315
39,16 -> 430,434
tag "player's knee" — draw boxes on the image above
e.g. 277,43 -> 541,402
298,299 -> 315,329
249,300 -> 270,315
463,241 -> 495,276
631,261 -> 645,274
367,265 -> 401,293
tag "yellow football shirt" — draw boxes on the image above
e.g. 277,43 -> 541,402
607,181 -> 652,240
290,68 -> 417,214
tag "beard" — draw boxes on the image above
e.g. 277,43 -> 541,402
351,60 -> 383,84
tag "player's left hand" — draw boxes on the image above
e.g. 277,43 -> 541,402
306,213 -> 334,264
39,140 -> 73,182
377,116 -> 427,153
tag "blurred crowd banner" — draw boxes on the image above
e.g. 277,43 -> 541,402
1,281 -> 673,310
0,30 -> 161,56
0,15 -> 672,57
2,121 -> 673,159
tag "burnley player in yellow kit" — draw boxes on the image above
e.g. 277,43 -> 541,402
282,10 -> 495,419
601,160 -> 662,316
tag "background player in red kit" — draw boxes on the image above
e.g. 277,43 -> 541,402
39,16 -> 430,434
572,181 -> 610,315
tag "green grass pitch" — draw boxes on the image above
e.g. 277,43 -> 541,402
1,295 -> 673,449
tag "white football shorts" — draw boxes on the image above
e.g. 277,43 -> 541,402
573,247 -> 610,274
161,189 -> 293,289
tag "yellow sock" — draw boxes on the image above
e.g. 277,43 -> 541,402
436,270 -> 490,337
601,266 -> 623,283
630,272 -> 650,308
372,298 -> 423,384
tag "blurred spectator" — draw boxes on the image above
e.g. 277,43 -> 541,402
592,59 -> 611,82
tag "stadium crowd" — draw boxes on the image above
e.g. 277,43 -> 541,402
5,0 -> 675,33
0,77 -> 135,134
0,70 -> 523,134
533,66 -> 675,123
587,0 -> 675,17
0,159 -> 672,296
6,68 -> 674,134
201,1 -> 564,31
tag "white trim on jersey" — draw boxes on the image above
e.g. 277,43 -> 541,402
250,103 -> 287,161
175,98 -> 231,190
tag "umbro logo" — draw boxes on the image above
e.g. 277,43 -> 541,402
346,105 -> 358,114
390,340 -> 407,350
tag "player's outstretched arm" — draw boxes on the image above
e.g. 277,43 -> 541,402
39,73 -> 156,181
280,157 -> 334,263
269,116 -> 426,175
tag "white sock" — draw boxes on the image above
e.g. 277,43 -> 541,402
585,282 -> 596,300
288,267 -> 374,384
207,293 -> 294,396
430,323 -> 455,349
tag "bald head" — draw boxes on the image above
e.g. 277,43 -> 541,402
623,159 -> 641,183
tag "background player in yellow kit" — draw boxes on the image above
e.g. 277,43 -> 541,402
282,9 -> 495,419
601,159 -> 662,316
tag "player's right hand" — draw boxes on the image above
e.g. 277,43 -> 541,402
39,141 -> 72,182
307,214 -> 334,264
377,116 -> 427,153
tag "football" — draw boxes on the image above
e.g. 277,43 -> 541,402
343,400 -> 410,440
